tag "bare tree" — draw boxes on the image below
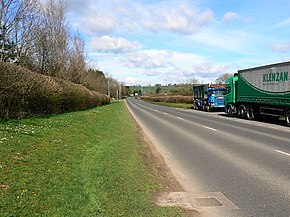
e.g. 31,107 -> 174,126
0,0 -> 39,62
13,4 -> 40,68
185,77 -> 200,85
68,32 -> 86,83
0,0 -> 119,99
215,73 -> 232,84
33,0 -> 70,78
80,68 -> 108,94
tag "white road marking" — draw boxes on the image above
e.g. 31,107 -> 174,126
177,117 -> 184,120
154,109 -> 158,112
163,112 -> 168,115
203,126 -> 218,132
275,150 -> 290,157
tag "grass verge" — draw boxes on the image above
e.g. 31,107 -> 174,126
144,100 -> 193,109
0,101 -> 186,216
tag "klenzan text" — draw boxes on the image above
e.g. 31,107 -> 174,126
263,71 -> 288,83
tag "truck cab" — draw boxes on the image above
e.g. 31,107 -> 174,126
224,74 -> 238,115
207,87 -> 226,108
193,85 -> 226,111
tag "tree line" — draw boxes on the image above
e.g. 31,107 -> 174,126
0,0 -> 125,98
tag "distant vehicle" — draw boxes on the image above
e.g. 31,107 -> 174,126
193,85 -> 225,111
224,61 -> 290,126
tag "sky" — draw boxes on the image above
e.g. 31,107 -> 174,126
66,0 -> 290,85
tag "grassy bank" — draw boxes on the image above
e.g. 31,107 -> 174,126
0,102 -> 185,216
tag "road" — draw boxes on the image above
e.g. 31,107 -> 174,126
126,97 -> 290,217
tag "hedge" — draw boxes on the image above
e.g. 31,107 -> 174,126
141,95 -> 193,104
0,62 -> 110,119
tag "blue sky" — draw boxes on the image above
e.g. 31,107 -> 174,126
66,0 -> 290,85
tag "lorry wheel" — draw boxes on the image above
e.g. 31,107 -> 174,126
226,105 -> 233,116
285,110 -> 290,127
238,105 -> 246,119
246,107 -> 254,120
205,105 -> 210,112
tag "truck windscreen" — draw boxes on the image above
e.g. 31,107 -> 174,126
209,90 -> 225,97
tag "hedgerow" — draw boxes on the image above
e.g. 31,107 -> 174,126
141,95 -> 193,104
0,62 -> 110,119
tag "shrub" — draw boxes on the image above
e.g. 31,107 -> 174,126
0,62 -> 110,119
141,95 -> 193,104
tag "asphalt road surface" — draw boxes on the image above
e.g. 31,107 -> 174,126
126,97 -> 290,217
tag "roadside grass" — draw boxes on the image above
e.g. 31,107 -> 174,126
0,101 -> 185,216
145,100 -> 193,109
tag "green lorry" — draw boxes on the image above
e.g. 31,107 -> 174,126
224,61 -> 290,127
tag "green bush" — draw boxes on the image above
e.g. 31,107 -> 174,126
0,62 -> 110,119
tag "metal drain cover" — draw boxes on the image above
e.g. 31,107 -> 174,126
156,191 -> 239,212
195,197 -> 222,207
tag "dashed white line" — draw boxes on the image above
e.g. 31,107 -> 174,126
275,150 -> 290,157
203,126 -> 218,132
163,112 -> 168,115
177,117 -> 184,120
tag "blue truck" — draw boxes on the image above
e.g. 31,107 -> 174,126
193,85 -> 225,111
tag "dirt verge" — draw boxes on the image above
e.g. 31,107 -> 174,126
136,123 -> 201,217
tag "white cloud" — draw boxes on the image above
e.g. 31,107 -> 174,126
143,70 -> 160,76
170,52 -> 206,65
272,17 -> 290,28
157,62 -> 229,84
123,76 -> 154,86
124,76 -> 141,85
124,49 -> 228,84
67,0 -> 215,35
90,36 -> 140,54
62,0 -> 290,86
271,42 -> 290,53
72,12 -> 116,35
109,48 -> 225,84
126,50 -> 173,69
222,12 -> 239,23
126,49 -> 206,70
141,4 -> 215,34
159,69 -> 186,84
192,61 -> 229,74
222,12 -> 252,24
67,0 -> 95,14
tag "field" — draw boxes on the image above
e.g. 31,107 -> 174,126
129,85 -> 179,95
0,102 -> 186,216
147,101 -> 193,109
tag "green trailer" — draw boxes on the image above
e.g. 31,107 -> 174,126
224,61 -> 290,126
